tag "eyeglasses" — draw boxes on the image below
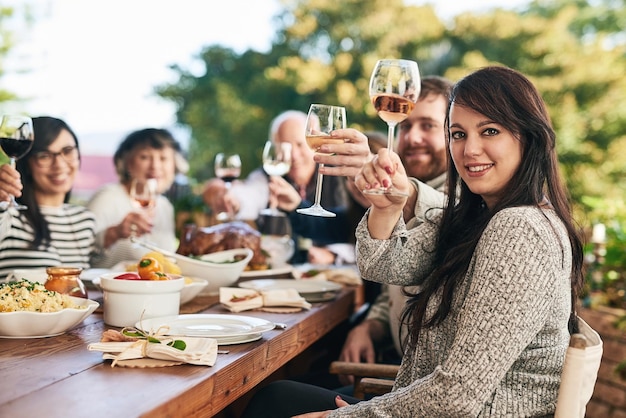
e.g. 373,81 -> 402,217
32,146 -> 79,168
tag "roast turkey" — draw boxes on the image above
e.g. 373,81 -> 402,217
177,222 -> 268,270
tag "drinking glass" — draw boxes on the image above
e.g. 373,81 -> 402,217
129,178 -> 158,242
259,140 -> 292,217
0,115 -> 35,210
214,152 -> 242,222
296,104 -> 346,218
129,178 -> 158,210
366,59 -> 421,196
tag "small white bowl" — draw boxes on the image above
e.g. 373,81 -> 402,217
180,277 -> 209,304
98,273 -> 185,327
174,248 -> 253,294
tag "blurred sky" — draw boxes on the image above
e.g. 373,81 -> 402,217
3,0 -> 528,153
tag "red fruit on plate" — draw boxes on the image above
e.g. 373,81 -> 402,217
114,272 -> 142,280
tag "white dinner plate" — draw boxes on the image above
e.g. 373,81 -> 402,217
240,265 -> 294,278
238,278 -> 342,294
238,278 -> 342,302
135,314 -> 275,339
214,333 -> 263,346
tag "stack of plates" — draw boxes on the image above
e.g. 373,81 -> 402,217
239,265 -> 294,278
135,314 -> 276,345
239,279 -> 342,302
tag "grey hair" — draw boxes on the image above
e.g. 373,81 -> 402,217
268,110 -> 308,142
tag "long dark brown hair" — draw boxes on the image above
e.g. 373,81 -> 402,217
16,116 -> 80,247
402,66 -> 584,349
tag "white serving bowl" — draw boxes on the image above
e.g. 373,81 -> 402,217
180,277 -> 209,304
98,273 -> 185,327
0,297 -> 99,338
173,248 -> 253,294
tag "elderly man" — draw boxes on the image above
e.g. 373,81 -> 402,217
203,110 -> 368,264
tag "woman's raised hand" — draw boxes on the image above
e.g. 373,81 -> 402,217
355,148 -> 410,209
0,164 -> 23,203
355,148 -> 410,240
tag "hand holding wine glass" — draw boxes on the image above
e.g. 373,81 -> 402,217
0,115 -> 34,210
214,152 -> 242,222
260,140 -> 292,217
367,59 -> 421,196
296,104 -> 346,218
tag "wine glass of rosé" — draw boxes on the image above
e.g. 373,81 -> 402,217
129,178 -> 158,211
214,152 -> 242,222
296,104 -> 346,218
0,115 -> 35,210
129,178 -> 158,242
366,59 -> 421,196
259,140 -> 292,217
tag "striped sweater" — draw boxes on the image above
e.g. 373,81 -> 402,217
335,206 -> 572,417
0,205 -> 96,279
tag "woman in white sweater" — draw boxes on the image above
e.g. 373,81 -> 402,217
88,128 -> 186,268
241,66 -> 584,417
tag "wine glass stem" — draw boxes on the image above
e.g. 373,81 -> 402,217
314,164 -> 324,207
7,158 -> 18,206
387,122 -> 397,150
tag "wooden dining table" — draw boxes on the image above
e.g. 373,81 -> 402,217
0,284 -> 357,417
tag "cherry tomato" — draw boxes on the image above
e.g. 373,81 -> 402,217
114,272 -> 142,280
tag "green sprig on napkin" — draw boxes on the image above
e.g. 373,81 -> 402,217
122,328 -> 187,351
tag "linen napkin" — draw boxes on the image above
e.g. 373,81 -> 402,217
88,335 -> 218,367
220,287 -> 311,313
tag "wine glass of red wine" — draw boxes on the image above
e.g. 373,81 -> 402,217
0,115 -> 35,210
214,152 -> 242,222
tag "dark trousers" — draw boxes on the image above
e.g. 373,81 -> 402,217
241,380 -> 361,418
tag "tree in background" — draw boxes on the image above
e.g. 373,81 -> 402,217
0,4 -> 29,165
156,0 -> 625,226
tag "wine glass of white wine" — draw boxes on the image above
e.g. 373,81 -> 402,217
366,59 -> 421,196
296,104 -> 346,218
259,140 -> 292,217
214,152 -> 242,222
0,115 -> 35,210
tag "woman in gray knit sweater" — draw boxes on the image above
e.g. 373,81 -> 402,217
241,66 -> 584,418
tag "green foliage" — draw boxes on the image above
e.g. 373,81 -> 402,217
156,0 -> 626,228
581,190 -> 626,309
0,3 -> 35,104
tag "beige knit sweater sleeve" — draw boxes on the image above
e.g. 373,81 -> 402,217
337,207 -> 572,417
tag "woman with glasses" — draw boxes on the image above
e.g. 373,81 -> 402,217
0,116 -> 96,279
